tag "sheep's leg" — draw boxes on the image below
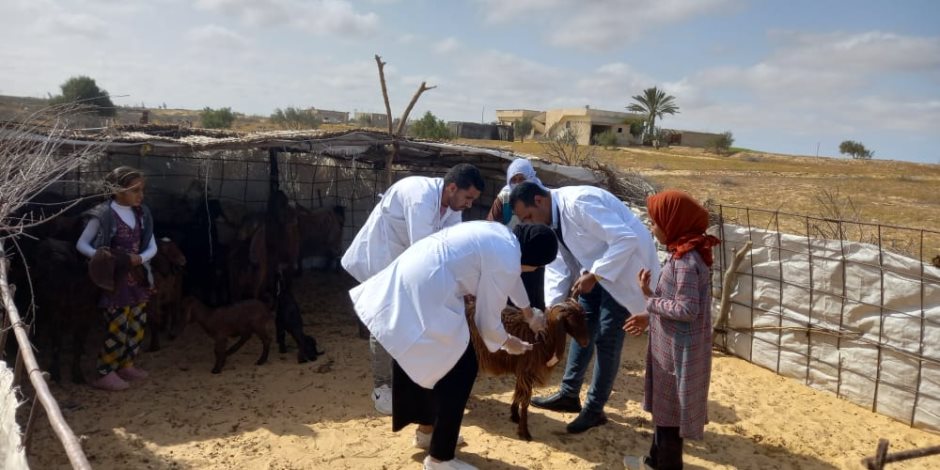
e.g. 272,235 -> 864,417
211,339 -> 227,374
275,307 -> 288,353
70,319 -> 88,384
255,328 -> 271,366
513,378 -> 533,441
148,304 -> 162,352
226,334 -> 251,355
167,300 -> 181,340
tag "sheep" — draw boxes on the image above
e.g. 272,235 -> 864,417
147,238 -> 187,352
467,298 -> 590,441
181,296 -> 272,374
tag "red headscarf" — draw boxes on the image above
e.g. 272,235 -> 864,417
646,190 -> 720,267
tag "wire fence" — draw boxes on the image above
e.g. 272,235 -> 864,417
711,204 -> 940,431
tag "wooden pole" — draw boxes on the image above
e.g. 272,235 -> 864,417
715,240 -> 752,339
862,439 -> 940,469
374,55 -> 394,137
0,249 -> 92,470
374,55 -> 396,187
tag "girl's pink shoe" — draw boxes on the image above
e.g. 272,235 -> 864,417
117,366 -> 149,381
92,372 -> 130,391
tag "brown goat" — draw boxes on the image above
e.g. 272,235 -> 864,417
295,204 -> 345,271
181,296 -> 272,374
32,239 -> 99,383
147,238 -> 187,351
467,298 -> 590,440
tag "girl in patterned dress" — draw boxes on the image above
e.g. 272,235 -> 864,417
77,166 -> 157,391
623,190 -> 719,470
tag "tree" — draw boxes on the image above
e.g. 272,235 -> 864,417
270,107 -> 322,129
49,75 -> 116,116
627,86 -> 679,144
409,111 -> 452,140
709,131 -> 735,156
514,117 -> 533,142
839,140 -> 873,160
200,107 -> 235,129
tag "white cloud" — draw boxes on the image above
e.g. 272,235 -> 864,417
434,37 -> 460,54
195,0 -> 379,36
477,0 -> 738,49
768,30 -> 940,73
185,24 -> 250,50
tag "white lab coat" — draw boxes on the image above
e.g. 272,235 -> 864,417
349,221 -> 531,389
544,186 -> 660,314
341,176 -> 463,282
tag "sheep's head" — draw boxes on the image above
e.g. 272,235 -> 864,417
550,298 -> 589,347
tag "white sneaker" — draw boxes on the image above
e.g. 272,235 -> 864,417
373,385 -> 393,415
414,429 -> 466,449
423,455 -> 477,470
623,455 -> 653,470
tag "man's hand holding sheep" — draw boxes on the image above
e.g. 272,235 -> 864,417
521,306 -> 548,338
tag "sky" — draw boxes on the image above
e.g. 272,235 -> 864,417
1,0 -> 938,163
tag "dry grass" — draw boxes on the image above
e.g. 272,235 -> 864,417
456,139 -> 940,258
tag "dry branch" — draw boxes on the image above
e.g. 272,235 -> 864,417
395,82 -> 436,137
716,240 -> 752,336
374,54 -> 394,136
0,106 -> 106,236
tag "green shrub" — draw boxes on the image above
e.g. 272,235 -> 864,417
270,107 -> 322,129
409,111 -> 452,140
200,107 -> 235,129
593,129 -> 618,148
49,75 -> 116,116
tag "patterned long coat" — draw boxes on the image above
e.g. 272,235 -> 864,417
643,250 -> 713,440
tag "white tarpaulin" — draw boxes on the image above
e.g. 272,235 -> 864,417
0,365 -> 28,470
714,223 -> 940,431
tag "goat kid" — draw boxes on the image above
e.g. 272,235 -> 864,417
181,296 -> 272,374
147,238 -> 187,351
275,281 -> 323,363
467,298 -> 589,441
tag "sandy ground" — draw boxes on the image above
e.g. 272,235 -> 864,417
27,272 -> 940,469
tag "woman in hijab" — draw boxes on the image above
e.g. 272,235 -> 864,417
622,190 -> 719,470
487,158 -> 549,311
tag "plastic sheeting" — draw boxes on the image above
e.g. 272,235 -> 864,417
0,365 -> 28,470
713,223 -> 940,431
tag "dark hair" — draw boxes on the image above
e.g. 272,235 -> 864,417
509,181 -> 549,208
104,166 -> 144,193
443,163 -> 485,192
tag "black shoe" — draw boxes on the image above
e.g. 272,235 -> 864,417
566,410 -> 608,434
531,391 -> 582,413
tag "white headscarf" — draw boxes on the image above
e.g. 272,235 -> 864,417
502,158 -> 546,193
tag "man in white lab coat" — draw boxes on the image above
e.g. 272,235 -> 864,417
510,182 -> 660,434
349,221 -> 558,470
341,163 -> 485,415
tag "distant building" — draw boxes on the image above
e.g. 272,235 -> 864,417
496,106 -> 722,148
353,112 -> 389,129
446,121 -> 514,141
310,108 -> 349,124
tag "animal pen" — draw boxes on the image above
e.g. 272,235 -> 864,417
1,124 -> 939,467
0,125 -> 601,467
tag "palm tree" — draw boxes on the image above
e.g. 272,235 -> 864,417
627,86 -> 680,142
